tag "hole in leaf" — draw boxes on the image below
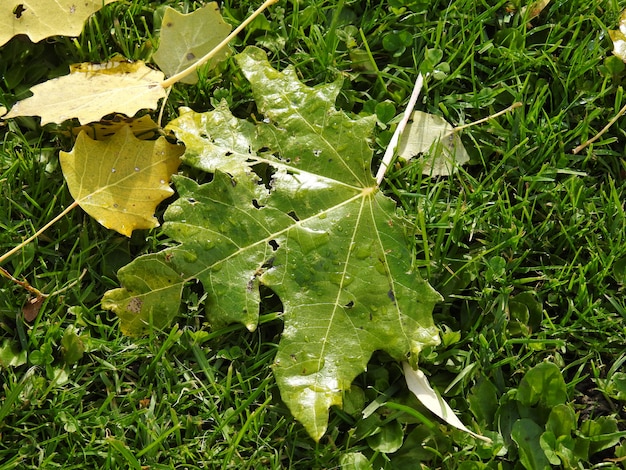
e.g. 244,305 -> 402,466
251,162 -> 275,190
13,4 -> 26,18
252,199 -> 264,209
186,52 -> 196,61
287,210 -> 299,221
259,285 -> 283,316
268,240 -> 279,251
345,300 -> 354,309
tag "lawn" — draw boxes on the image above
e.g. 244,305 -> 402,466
1,0 -> 626,468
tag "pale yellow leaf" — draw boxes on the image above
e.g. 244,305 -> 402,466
0,0 -> 120,47
59,126 -> 183,237
397,111 -> 469,176
152,3 -> 232,85
520,0 -> 551,20
66,114 -> 161,140
610,10 -> 626,62
402,363 -> 491,443
3,57 -> 166,125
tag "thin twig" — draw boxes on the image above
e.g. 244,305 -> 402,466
572,102 -> 626,154
0,201 -> 78,266
452,102 -> 522,133
0,266 -> 47,298
161,0 -> 279,88
0,201 -> 79,295
375,73 -> 425,185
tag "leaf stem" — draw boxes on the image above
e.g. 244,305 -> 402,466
0,266 -> 47,298
375,72 -> 425,186
451,102 -> 522,133
572,102 -> 626,154
161,0 -> 280,88
0,201 -> 79,294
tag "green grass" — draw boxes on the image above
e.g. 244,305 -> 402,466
2,0 -> 626,468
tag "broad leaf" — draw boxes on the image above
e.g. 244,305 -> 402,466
397,111 -> 469,176
3,57 -> 166,125
60,126 -> 183,236
0,0 -> 120,47
101,46 -> 441,440
512,419 -> 552,470
152,3 -> 232,84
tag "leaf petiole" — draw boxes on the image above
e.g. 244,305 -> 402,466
375,72 -> 425,186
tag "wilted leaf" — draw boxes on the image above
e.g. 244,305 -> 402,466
23,294 -> 46,322
67,114 -> 161,140
102,46 -> 441,440
403,362 -> 490,442
0,0 -> 120,47
3,57 -> 166,125
59,126 -> 183,236
610,10 -> 626,62
397,111 -> 469,176
521,0 -> 551,20
153,3 -> 232,84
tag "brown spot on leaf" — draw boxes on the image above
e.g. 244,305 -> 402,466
127,297 -> 143,313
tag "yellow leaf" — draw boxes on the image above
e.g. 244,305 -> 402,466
521,0 -> 551,20
66,114 -> 161,141
610,10 -> 626,63
3,57 -> 166,125
59,126 -> 183,237
0,0 -> 120,47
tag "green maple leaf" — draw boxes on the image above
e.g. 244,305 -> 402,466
102,46 -> 441,440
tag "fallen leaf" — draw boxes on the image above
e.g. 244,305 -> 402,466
0,0 -> 120,47
3,57 -> 166,125
102,47 -> 442,441
402,362 -> 491,442
153,3 -> 232,84
397,111 -> 469,176
59,125 -> 183,236
23,295 -> 46,322
610,10 -> 626,62
521,0 -> 551,20
66,114 -> 161,140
